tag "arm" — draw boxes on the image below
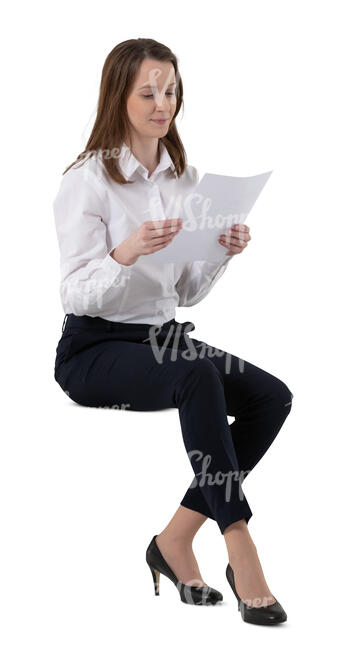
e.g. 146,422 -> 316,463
175,256 -> 234,307
53,168 -> 134,317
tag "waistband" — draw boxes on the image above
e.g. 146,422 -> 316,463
62,313 -> 195,334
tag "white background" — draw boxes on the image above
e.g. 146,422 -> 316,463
1,0 -> 360,647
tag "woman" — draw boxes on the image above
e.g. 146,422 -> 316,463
53,38 -> 293,625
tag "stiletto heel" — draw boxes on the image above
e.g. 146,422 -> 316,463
226,563 -> 287,625
149,564 -> 160,595
146,534 -> 223,605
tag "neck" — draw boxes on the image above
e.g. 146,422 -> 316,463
125,136 -> 161,177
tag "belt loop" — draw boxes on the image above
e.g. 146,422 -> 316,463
183,320 -> 195,333
62,314 -> 69,333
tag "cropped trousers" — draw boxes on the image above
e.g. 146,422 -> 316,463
54,314 -> 293,534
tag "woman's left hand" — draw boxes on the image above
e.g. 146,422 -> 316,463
218,223 -> 251,256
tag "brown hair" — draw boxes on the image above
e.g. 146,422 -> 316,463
63,38 -> 187,184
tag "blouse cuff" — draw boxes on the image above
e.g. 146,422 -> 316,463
102,249 -> 136,276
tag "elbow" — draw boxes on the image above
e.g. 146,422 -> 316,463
60,282 -> 110,317
61,297 -> 100,317
177,294 -> 203,308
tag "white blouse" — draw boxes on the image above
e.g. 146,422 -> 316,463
53,140 -> 233,325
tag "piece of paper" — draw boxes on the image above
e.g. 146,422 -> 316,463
146,170 -> 273,264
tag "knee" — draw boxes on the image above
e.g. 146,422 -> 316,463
173,357 -> 222,406
179,356 -> 222,387
275,379 -> 294,410
194,356 -> 223,377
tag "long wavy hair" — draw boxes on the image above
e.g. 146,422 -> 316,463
63,38 -> 187,184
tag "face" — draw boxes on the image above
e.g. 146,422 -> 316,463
126,58 -> 177,141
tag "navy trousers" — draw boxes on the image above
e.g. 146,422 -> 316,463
54,314 -> 293,534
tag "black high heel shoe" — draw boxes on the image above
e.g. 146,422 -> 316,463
146,534 -> 223,605
226,563 -> 287,625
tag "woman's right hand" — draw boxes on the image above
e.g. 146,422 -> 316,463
111,218 -> 183,266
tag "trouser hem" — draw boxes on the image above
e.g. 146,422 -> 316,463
180,494 -> 253,535
218,505 -> 253,535
179,497 -> 215,521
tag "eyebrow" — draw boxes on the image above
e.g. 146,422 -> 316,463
138,82 -> 176,90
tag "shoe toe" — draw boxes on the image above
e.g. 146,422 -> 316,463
244,599 -> 287,625
209,587 -> 223,602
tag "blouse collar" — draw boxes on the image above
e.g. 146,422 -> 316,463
118,140 -> 176,181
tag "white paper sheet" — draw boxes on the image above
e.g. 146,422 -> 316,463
146,170 -> 273,264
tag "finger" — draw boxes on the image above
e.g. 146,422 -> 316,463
220,243 -> 247,255
148,217 -> 181,229
231,223 -> 250,233
146,234 -> 175,251
222,234 -> 250,245
228,227 -> 251,241
219,232 -> 250,245
225,224 -> 250,237
219,237 -> 248,252
218,240 -> 238,256
149,222 -> 182,238
149,231 -> 178,245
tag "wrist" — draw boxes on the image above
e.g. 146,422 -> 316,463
110,244 -> 137,266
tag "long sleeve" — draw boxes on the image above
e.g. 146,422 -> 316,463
53,168 -> 134,317
175,255 -> 233,307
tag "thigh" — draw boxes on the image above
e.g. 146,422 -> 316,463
186,335 -> 293,416
55,335 -> 205,410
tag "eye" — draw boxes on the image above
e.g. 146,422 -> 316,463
143,92 -> 176,99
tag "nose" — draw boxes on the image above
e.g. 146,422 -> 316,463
154,90 -> 174,111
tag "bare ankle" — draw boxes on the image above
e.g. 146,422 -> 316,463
228,546 -> 257,565
157,531 -> 193,547
225,525 -> 257,561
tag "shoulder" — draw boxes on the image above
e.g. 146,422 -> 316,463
53,152 -> 107,206
186,164 -> 199,185
173,163 -> 199,190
